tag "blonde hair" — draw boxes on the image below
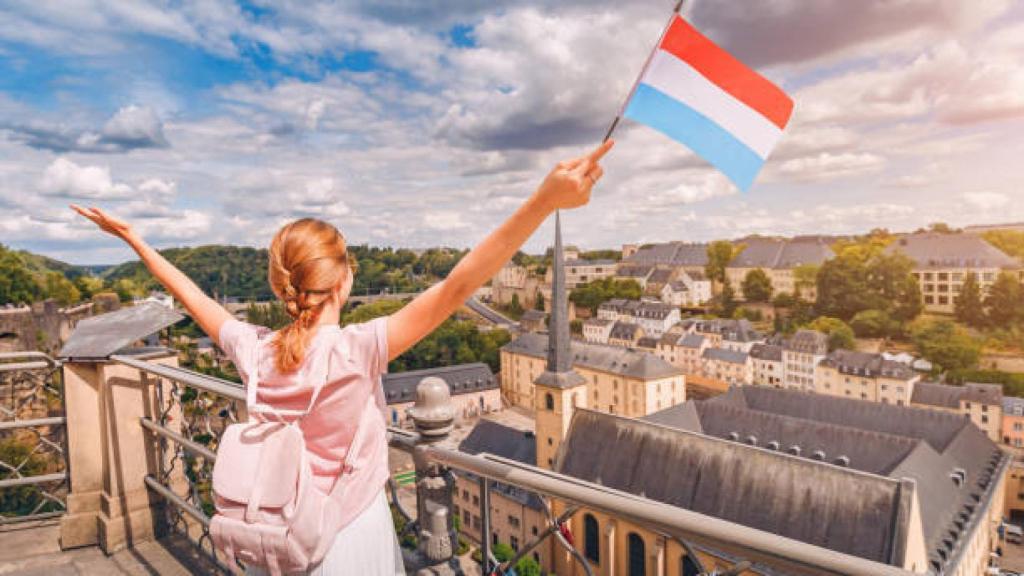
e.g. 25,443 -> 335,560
268,218 -> 355,373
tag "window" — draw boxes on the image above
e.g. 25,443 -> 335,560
628,533 -> 646,576
463,509 -> 471,525
511,535 -> 519,551
682,555 -> 701,576
547,437 -> 553,446
473,495 -> 480,506
462,489 -> 469,501
545,392 -> 554,411
508,515 -> 520,528
532,525 -> 538,536
473,516 -> 481,530
982,405 -> 988,412
584,514 -> 600,563
982,415 -> 989,424
492,533 -> 498,546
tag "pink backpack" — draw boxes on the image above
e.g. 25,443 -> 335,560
209,346 -> 373,575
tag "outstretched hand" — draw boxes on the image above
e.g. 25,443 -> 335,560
70,204 -> 137,243
535,139 -> 614,212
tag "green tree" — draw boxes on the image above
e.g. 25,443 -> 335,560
713,277 -> 738,318
492,542 -> 515,563
911,319 -> 981,372
43,271 -> 80,305
705,241 -> 738,284
984,272 -> 1023,329
246,301 -> 292,330
111,278 -> 142,302
793,264 -> 819,299
807,317 -> 855,351
515,557 -> 542,576
509,293 -> 524,316
0,248 -> 43,305
341,299 -> 406,325
954,273 -> 986,328
741,268 -> 773,302
983,230 -> 1024,261
534,292 -> 545,311
850,309 -> 898,338
815,254 -> 872,320
73,275 -> 105,300
568,278 -> 642,314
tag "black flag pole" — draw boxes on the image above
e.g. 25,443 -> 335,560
602,0 -> 686,143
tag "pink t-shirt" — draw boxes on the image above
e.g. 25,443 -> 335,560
218,316 -> 391,529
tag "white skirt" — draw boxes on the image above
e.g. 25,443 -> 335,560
246,489 -> 406,576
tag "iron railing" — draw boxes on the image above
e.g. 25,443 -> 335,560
111,355 -> 917,576
0,352 -> 68,524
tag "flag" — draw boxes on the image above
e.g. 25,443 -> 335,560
623,16 -> 794,191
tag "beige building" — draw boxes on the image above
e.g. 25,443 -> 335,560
383,363 -> 502,427
885,233 -> 1021,314
490,262 -> 544,309
911,381 -> 1004,443
748,343 -> 783,387
700,348 -> 751,387
553,386 -> 1008,576
654,333 -> 708,376
782,329 -> 828,391
814,349 -> 920,405
547,258 -> 617,290
725,237 -> 834,300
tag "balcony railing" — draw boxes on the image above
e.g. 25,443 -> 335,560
106,354 -> 915,576
0,351 -> 68,524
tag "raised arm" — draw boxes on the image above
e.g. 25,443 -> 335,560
386,140 -> 613,360
70,205 -> 234,344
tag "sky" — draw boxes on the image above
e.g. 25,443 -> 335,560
1,0 -> 1023,265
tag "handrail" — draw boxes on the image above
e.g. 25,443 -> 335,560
113,355 -> 917,576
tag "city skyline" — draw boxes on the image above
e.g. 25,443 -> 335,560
2,1 -> 1023,265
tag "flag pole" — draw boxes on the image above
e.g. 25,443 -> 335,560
602,0 -> 686,142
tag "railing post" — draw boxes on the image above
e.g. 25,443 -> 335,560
59,351 -> 185,553
406,376 -> 458,573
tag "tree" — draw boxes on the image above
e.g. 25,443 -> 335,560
534,292 -> 545,311
515,557 -> 542,576
492,542 -> 515,563
741,268 -> 773,302
111,278 -> 142,302
984,272 -> 1023,329
807,317 -> 855,351
983,230 -> 1024,261
73,275 -> 105,300
43,271 -> 80,305
793,264 -> 819,299
850,309 -> 899,338
815,254 -> 872,320
815,251 -> 922,325
509,293 -> 524,316
246,301 -> 292,330
715,277 -> 738,318
568,278 -> 642,314
0,249 -> 43,305
911,319 -> 981,372
954,273 -> 986,328
705,241 -> 738,284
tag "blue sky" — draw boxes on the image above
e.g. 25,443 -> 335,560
1,0 -> 1023,264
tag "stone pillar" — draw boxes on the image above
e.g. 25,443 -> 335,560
604,519 -> 617,576
60,352 -> 183,553
654,536 -> 666,576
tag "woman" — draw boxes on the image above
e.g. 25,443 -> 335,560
71,139 -> 612,574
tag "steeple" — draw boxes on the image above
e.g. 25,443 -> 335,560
535,211 -> 585,389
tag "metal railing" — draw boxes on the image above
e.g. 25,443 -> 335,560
0,352 -> 68,524
111,355 -> 916,576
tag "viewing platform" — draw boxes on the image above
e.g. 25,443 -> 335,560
0,305 -> 922,575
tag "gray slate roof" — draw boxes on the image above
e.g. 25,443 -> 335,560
702,347 -> 749,365
624,242 -> 709,268
730,238 -> 835,269
820,349 -> 917,380
692,318 -> 762,343
502,332 -> 682,380
382,363 -> 495,405
749,343 -> 783,362
784,329 -> 828,354
676,333 -> 706,349
457,419 -> 544,510
582,385 -> 1007,573
609,321 -> 642,341
885,233 -> 1019,269
911,381 -> 1004,410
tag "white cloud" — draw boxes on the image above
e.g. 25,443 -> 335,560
962,191 -> 1010,211
38,158 -> 133,200
775,153 -> 886,182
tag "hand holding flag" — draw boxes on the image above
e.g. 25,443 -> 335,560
613,7 -> 794,191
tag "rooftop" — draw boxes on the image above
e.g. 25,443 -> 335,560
456,418 -> 544,510
702,347 -> 749,365
502,332 -> 682,380
885,233 -> 1019,269
731,238 -> 834,269
911,381 -> 1004,409
624,242 -> 709,268
749,343 -> 783,362
784,329 -> 828,354
820,349 -> 918,381
383,362 -> 495,405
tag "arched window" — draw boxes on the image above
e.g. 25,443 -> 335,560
628,532 -> 645,576
681,554 -> 700,576
584,514 -> 600,563
545,392 -> 554,411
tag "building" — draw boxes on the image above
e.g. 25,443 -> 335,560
748,343 -> 783,387
607,321 -> 644,347
700,347 -> 751,387
614,264 -> 655,289
815,349 -> 920,405
654,332 -> 707,376
621,241 -> 709,277
683,318 -> 762,352
643,267 -> 675,297
885,233 -> 1021,314
596,298 -> 680,338
491,262 -> 544,310
452,418 -> 551,568
552,386 -> 1008,576
911,382 -> 1004,443
782,329 -> 828,391
1003,397 -> 1024,450
581,317 -> 613,344
518,309 -> 546,333
725,237 -> 834,300
547,258 -> 617,289
660,271 -> 712,307
382,363 -> 501,427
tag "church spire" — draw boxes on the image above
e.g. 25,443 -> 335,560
548,211 -> 572,373
534,211 -> 585,390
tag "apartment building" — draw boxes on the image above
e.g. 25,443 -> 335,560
620,241 -> 710,278
725,237 -> 834,300
660,270 -> 712,307
382,363 -> 501,427
749,343 -> 783,387
814,349 -> 919,405
885,233 -> 1021,314
581,317 -> 613,343
1003,397 -> 1024,449
553,258 -> 617,289
682,318 -> 763,352
782,329 -> 828,391
597,298 -> 680,338
700,348 -> 751,387
608,321 -> 644,347
911,381 -> 1004,443
654,332 -> 708,375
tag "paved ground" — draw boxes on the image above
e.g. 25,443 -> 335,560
0,520 -> 220,576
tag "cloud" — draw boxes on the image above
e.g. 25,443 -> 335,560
775,152 -> 886,182
3,105 -> 168,153
38,158 -> 134,200
962,191 -> 1010,211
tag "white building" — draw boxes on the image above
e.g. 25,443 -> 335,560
582,317 -> 614,344
660,270 -> 712,307
782,330 -> 828,392
597,299 -> 680,338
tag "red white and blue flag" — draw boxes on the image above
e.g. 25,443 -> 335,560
623,16 -> 794,191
